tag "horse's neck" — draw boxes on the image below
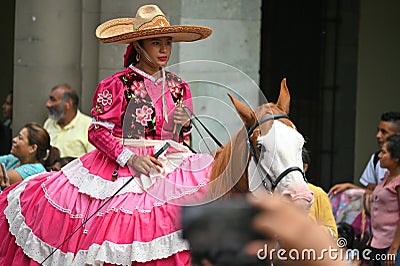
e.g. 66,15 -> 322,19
207,128 -> 250,198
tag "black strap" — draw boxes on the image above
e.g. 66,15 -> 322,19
182,106 -> 224,149
373,150 -> 380,169
372,150 -> 380,184
246,114 -> 290,137
271,166 -> 307,190
179,128 -> 197,153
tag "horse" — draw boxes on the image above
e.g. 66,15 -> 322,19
207,78 -> 313,205
182,78 -> 314,265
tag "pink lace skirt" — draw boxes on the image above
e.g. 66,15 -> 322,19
0,141 -> 213,265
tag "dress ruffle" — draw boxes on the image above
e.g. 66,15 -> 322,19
0,141 -> 213,265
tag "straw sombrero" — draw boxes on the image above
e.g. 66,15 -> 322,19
96,4 -> 212,44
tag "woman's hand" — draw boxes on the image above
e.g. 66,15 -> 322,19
328,182 -> 363,196
0,171 -> 11,190
128,155 -> 162,175
173,107 -> 190,128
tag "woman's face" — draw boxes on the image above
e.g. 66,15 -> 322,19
11,128 -> 35,159
140,37 -> 172,68
379,142 -> 399,169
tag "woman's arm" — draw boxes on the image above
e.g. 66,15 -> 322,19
328,182 -> 365,196
0,169 -> 23,188
385,186 -> 400,266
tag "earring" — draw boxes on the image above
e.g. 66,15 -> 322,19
136,53 -> 141,62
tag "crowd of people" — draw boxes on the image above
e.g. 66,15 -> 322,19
0,3 -> 399,266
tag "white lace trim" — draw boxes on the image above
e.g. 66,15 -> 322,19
90,118 -> 115,130
116,148 -> 134,166
5,180 -> 189,264
72,232 -> 189,265
129,64 -> 156,82
41,182 -> 84,219
5,180 -> 75,265
63,159 -> 145,199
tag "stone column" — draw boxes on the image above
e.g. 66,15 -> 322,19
13,0 -> 98,131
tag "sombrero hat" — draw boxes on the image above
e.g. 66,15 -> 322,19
96,4 -> 212,44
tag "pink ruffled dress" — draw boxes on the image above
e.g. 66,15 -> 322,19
0,65 -> 213,265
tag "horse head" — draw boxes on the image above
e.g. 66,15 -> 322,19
208,79 -> 313,209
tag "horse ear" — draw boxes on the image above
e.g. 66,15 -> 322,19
276,78 -> 291,114
227,94 -> 256,127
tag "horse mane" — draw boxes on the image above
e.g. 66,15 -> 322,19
207,101 -> 289,199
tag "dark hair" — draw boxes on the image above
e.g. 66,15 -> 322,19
51,84 -> 79,109
49,156 -> 76,171
7,91 -> 13,104
385,135 -> 400,166
337,222 -> 354,249
124,41 -> 144,68
381,111 -> 400,133
302,147 -> 311,166
24,122 -> 60,168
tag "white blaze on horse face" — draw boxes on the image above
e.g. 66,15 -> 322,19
249,121 -> 314,208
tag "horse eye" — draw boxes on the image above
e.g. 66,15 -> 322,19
256,143 -> 265,152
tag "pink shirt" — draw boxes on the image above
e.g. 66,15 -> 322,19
370,172 -> 400,249
89,65 -> 193,166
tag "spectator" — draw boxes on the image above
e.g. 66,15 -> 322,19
303,147 -> 338,239
49,156 -> 76,171
44,83 -> 94,157
2,91 -> 12,128
368,135 -> 400,266
0,91 -> 13,155
329,111 -> 400,195
0,122 -> 59,188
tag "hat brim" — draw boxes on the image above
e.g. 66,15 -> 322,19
96,18 -> 212,44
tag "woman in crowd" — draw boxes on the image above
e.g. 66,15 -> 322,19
369,134 -> 400,266
0,91 -> 13,155
0,122 -> 59,188
0,4 -> 213,265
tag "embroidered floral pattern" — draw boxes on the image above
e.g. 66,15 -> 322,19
95,104 -> 104,114
131,81 -> 147,98
119,70 -> 185,139
119,71 -> 156,139
167,78 -> 183,100
97,90 -> 113,106
136,106 -> 153,126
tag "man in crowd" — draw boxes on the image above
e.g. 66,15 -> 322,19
329,111 -> 400,194
44,84 -> 94,158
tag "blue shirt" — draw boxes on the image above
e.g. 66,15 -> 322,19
0,154 -> 47,179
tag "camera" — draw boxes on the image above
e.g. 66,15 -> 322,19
181,196 -> 267,265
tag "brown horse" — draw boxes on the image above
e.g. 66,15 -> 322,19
207,79 -> 313,206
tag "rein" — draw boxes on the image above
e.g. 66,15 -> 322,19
246,114 -> 307,192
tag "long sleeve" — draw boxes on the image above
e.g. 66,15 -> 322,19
89,69 -> 134,166
88,125 -> 133,166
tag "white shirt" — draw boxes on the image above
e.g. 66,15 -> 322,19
43,110 -> 95,158
359,153 -> 386,186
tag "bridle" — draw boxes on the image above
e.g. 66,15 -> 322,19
246,114 -> 307,192
182,107 -> 307,194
